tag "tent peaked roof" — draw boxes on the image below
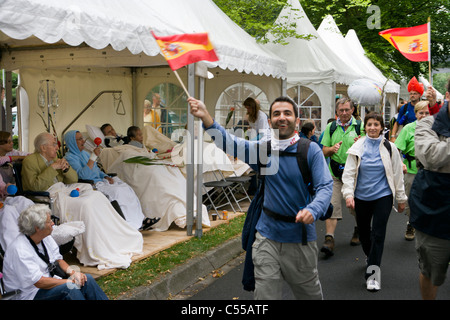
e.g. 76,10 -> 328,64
0,0 -> 286,78
263,0 -> 361,85
344,29 -> 400,93
317,15 -> 365,75
318,15 -> 399,94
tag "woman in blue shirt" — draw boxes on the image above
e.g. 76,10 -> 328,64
342,113 -> 407,292
64,130 -> 159,231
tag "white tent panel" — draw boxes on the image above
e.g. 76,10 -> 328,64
0,0 -> 286,79
18,67 -> 134,152
344,30 -> 400,95
263,0 -> 365,131
263,0 -> 362,86
319,16 -> 400,95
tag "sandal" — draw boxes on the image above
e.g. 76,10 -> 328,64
139,217 -> 160,231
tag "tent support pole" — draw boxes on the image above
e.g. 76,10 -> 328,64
195,77 -> 205,238
186,64 -> 196,236
281,78 -> 287,96
131,67 -> 137,125
2,70 -> 13,132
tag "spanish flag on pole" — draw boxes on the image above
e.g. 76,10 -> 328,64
151,31 -> 219,71
379,22 -> 430,62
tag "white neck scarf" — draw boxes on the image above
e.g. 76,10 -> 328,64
336,117 -> 353,127
270,132 -> 300,151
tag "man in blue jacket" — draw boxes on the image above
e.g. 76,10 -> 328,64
188,96 -> 333,300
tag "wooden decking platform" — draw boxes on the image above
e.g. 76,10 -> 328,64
64,204 -> 249,280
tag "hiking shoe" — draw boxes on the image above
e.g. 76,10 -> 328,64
405,222 -> 415,241
366,279 -> 381,292
321,235 -> 335,256
350,226 -> 361,246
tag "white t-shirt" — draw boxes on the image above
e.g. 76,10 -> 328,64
249,110 -> 269,131
248,110 -> 270,139
3,234 -> 63,300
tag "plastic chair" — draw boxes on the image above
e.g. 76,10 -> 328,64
218,170 -> 253,210
203,171 -> 237,218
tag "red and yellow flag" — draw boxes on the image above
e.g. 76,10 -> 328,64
151,31 -> 219,71
379,23 -> 430,62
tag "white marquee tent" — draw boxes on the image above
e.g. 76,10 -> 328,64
318,15 -> 400,119
263,0 -> 365,131
0,0 -> 287,236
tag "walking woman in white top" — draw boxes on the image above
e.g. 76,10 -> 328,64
342,112 -> 407,292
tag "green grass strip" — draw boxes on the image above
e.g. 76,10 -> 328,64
97,214 -> 246,299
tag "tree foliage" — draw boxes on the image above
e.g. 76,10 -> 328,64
213,0 -> 314,44
302,0 -> 449,82
213,0 -> 449,83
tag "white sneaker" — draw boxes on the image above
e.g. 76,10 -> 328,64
366,279 -> 381,291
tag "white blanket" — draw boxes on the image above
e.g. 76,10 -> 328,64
0,196 -> 34,250
52,221 -> 85,246
99,145 -> 210,232
48,182 -> 143,270
171,140 -> 252,193
95,176 -> 145,230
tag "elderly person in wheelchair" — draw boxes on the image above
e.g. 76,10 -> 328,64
2,204 -> 108,300
20,132 -> 143,270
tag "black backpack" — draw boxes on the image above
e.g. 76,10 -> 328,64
329,119 -> 361,138
262,138 -> 333,222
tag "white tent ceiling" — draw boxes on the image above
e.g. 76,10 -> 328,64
0,0 -> 286,78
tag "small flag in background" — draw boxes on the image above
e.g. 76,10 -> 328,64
379,23 -> 430,62
151,31 -> 219,71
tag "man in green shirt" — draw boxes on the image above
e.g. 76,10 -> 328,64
320,98 -> 365,256
394,100 -> 430,241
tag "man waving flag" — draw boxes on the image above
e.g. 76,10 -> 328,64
379,22 -> 430,62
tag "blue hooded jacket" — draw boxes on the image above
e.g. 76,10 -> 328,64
64,130 -> 106,183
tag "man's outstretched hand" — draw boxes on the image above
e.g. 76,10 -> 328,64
188,97 -> 214,127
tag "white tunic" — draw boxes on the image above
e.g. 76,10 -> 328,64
2,234 -> 62,300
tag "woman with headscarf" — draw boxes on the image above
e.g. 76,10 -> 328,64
64,130 -> 159,231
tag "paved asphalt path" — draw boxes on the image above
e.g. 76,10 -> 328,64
185,204 -> 450,301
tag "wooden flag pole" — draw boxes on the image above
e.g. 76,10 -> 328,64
174,70 -> 191,98
428,17 -> 432,85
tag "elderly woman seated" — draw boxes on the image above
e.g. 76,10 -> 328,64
20,132 -> 143,270
2,204 -> 109,300
0,130 -> 30,165
64,130 -> 159,231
